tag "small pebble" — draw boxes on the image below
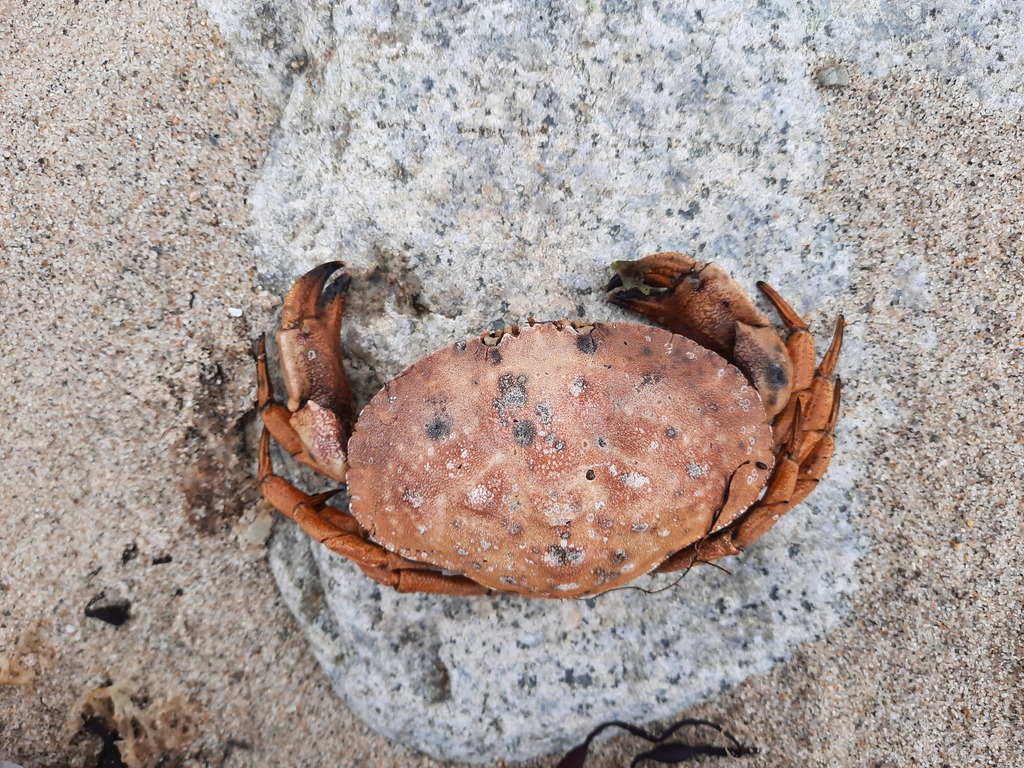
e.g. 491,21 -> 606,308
817,64 -> 851,88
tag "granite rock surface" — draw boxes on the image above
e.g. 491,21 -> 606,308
212,0 -> 871,760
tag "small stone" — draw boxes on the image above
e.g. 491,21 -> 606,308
816,64 -> 851,88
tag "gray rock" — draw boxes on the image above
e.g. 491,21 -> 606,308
207,0 -> 887,761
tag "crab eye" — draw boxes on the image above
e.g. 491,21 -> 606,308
585,469 -> 596,480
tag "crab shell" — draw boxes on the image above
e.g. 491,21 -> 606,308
346,322 -> 774,598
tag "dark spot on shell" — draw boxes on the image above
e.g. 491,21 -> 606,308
642,346 -> 652,357
597,437 -> 608,448
756,461 -> 769,470
767,362 -> 788,387
513,419 -> 536,447
631,522 -> 649,532
585,469 -> 596,480
638,372 -> 663,389
665,426 -> 677,439
500,575 -> 516,584
611,550 -> 628,564
454,340 -> 467,353
546,544 -> 584,567
489,348 -> 503,365
425,412 -> 453,441
576,335 -> 598,354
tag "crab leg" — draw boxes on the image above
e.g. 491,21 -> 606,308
259,430 -> 389,564
357,564 -> 490,596
789,378 -> 841,508
258,430 -> 490,596
760,287 -> 844,451
795,317 -> 844,452
726,378 -> 841,550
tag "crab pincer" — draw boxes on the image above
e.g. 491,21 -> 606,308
264,262 -> 355,482
608,252 -> 793,418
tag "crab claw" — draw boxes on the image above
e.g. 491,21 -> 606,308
607,252 -> 794,418
606,253 -> 698,294
278,263 -> 351,411
606,253 -> 705,343
275,262 -> 356,481
607,252 -> 766,352
281,262 -> 351,334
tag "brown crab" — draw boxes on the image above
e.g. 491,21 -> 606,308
256,252 -> 843,598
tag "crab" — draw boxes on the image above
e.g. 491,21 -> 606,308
256,252 -> 843,598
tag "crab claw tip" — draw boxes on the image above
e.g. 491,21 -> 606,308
605,273 -> 624,293
281,262 -> 349,329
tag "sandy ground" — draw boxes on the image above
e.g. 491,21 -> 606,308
2,1 -> 1022,767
